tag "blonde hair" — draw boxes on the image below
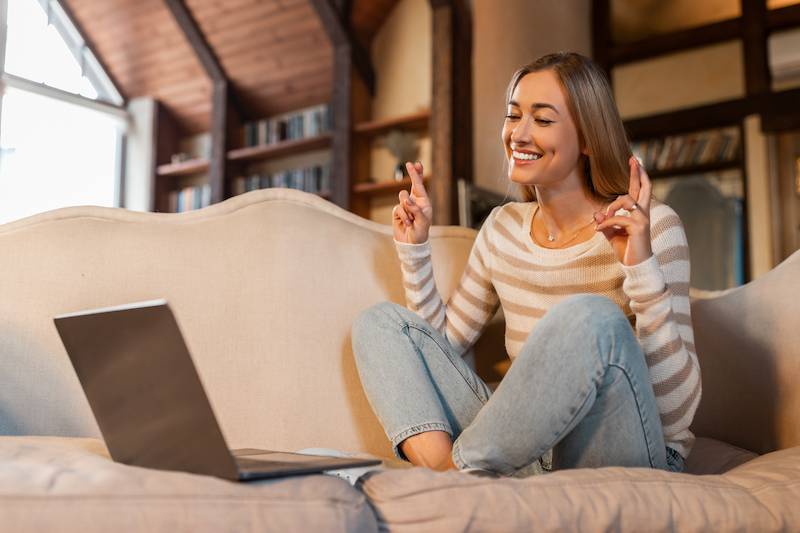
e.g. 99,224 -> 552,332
506,52 -> 631,203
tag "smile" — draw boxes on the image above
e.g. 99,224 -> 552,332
512,151 -> 542,161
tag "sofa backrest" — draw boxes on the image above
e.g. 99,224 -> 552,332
690,249 -> 800,455
0,189 -> 478,459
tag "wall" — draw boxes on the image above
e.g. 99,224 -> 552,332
472,0 -> 593,196
613,41 -> 746,120
124,97 -> 155,213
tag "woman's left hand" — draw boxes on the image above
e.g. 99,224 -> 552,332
594,157 -> 653,267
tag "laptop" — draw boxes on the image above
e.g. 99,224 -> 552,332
54,299 -> 381,481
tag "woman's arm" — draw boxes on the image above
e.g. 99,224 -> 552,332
594,158 -> 701,457
395,209 -> 501,356
622,205 -> 701,457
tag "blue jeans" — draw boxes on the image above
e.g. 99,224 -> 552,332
352,294 -> 684,476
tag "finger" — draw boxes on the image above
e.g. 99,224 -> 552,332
628,157 -> 641,202
403,195 -> 428,220
594,212 -> 622,240
393,203 -> 414,227
595,215 -> 640,234
406,162 -> 428,199
605,194 -> 637,216
637,162 -> 653,212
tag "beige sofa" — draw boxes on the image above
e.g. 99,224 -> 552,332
1,188 -> 798,532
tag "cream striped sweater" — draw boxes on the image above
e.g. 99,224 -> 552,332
395,200 -> 702,458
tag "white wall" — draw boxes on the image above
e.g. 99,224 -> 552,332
123,97 -> 155,213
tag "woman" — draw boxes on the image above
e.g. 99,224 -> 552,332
352,52 -> 700,476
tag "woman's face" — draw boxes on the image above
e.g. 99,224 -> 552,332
503,70 -> 585,191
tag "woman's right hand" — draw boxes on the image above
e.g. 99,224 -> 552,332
393,161 -> 432,244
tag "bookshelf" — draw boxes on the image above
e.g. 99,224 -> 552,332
349,110 -> 432,220
352,110 -> 430,137
227,133 -> 332,163
152,103 -> 334,213
149,0 -> 472,223
156,158 -> 210,177
631,126 -> 743,179
590,0 -> 800,287
352,175 -> 430,198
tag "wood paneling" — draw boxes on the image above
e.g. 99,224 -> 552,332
60,0 -> 399,134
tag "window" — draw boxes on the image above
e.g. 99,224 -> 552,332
0,0 -> 125,224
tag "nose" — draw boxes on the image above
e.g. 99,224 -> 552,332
510,117 -> 532,145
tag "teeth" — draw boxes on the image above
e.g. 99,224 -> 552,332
513,151 -> 541,161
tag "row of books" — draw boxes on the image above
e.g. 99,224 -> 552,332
243,104 -> 331,148
631,126 -> 741,172
232,163 -> 332,196
168,184 -> 212,213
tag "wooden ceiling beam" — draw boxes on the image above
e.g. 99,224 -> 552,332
309,0 -> 375,95
163,0 -> 226,82
162,0 -> 233,203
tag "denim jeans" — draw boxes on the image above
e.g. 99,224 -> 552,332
352,294 -> 683,477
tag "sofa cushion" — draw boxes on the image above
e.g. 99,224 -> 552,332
360,441 -> 800,533
0,436 -> 377,533
690,248 -> 800,455
683,436 -> 759,475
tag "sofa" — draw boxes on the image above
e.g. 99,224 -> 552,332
1,187 -> 798,532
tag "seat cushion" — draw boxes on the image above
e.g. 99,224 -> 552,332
683,436 -> 759,475
360,442 -> 800,533
0,436 -> 377,533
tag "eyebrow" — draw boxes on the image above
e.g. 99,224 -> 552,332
507,100 -> 560,115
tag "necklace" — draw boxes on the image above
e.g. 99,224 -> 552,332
531,204 -> 600,249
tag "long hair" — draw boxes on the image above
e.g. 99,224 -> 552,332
506,52 -> 631,203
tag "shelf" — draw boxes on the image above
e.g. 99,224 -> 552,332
156,158 -> 210,177
227,133 -> 332,163
646,160 -> 743,179
352,176 -> 429,198
353,110 -> 430,138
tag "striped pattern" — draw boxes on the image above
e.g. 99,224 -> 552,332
395,200 -> 702,459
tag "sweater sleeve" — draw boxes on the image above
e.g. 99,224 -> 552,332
621,203 -> 702,458
395,210 -> 501,356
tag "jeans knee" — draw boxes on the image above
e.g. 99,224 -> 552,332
352,302 -> 405,360
353,301 -> 401,334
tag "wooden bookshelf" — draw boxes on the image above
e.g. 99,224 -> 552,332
352,110 -> 430,138
352,176 -> 429,198
647,160 -> 743,180
227,133 -> 332,163
156,158 -> 210,177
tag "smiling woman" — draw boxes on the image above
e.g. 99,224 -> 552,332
352,51 -> 701,479
0,0 -> 124,224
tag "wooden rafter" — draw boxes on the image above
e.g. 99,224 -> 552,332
309,0 -> 375,95
162,0 -> 230,203
162,0 -> 225,82
428,0 -> 472,225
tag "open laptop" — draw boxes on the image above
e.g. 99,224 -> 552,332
54,299 -> 380,481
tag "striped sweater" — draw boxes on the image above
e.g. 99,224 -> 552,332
395,200 -> 702,458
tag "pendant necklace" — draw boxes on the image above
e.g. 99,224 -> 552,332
532,204 -> 602,249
